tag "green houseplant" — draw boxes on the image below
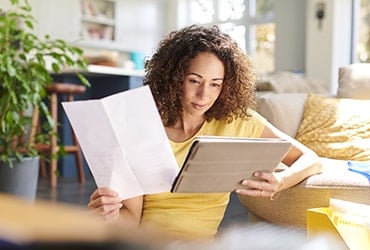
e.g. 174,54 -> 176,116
0,0 -> 89,200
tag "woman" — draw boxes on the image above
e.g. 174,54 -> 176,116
88,25 -> 322,240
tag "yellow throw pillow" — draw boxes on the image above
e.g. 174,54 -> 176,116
295,94 -> 370,161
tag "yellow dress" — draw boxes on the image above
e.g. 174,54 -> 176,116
141,109 -> 266,240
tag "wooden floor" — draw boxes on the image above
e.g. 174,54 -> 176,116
36,171 -> 97,207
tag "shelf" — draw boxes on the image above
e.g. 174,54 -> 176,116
75,40 -> 130,53
80,0 -> 115,18
81,15 -> 115,26
61,65 -> 144,77
86,65 -> 145,77
80,0 -> 116,43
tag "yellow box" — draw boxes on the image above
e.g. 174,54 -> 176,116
307,207 -> 370,250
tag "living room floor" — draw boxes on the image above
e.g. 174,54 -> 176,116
36,172 -> 97,207
35,171 -> 250,231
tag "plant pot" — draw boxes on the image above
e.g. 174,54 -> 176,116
0,157 -> 39,202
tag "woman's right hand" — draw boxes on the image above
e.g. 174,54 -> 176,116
87,187 -> 123,223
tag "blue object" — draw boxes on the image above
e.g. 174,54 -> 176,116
348,161 -> 370,182
130,52 -> 145,70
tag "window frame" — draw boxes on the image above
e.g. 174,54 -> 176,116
184,0 -> 275,58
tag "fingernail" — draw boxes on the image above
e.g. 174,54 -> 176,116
242,180 -> 248,185
253,172 -> 259,177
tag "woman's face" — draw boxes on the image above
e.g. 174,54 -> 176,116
181,52 -> 224,119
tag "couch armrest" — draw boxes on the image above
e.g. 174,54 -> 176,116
257,93 -> 307,137
238,158 -> 370,228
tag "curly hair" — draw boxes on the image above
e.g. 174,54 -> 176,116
143,25 -> 256,127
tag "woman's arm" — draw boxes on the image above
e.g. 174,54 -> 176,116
236,121 -> 322,198
87,187 -> 143,227
119,195 -> 143,227
262,121 -> 323,189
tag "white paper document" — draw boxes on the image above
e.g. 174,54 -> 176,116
62,86 -> 179,200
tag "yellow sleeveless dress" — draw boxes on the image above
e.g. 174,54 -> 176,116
141,109 -> 266,240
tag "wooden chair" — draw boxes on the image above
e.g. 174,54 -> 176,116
34,82 -> 87,188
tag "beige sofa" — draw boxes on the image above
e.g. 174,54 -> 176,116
238,64 -> 370,228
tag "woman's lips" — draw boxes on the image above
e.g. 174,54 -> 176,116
192,102 -> 207,110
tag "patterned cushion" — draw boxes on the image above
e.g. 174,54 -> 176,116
295,94 -> 370,161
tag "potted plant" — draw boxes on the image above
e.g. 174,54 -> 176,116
0,0 -> 89,201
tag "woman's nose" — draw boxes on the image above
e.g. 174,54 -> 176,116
196,84 -> 207,98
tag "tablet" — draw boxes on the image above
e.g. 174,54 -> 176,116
171,136 -> 292,193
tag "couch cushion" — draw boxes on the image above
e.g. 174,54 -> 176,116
257,71 -> 328,94
257,93 -> 307,137
337,63 -> 370,99
295,94 -> 370,161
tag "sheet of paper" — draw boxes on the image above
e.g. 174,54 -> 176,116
62,86 -> 179,200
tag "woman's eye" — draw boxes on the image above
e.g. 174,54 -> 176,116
211,82 -> 222,88
189,79 -> 200,84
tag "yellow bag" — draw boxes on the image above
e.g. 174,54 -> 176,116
307,206 -> 370,250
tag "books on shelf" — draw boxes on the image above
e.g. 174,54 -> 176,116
81,0 -> 114,19
80,0 -> 115,42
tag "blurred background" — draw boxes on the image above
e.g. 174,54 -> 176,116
1,0 -> 368,94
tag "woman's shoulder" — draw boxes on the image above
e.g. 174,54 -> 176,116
247,109 -> 267,123
203,109 -> 266,137
213,109 -> 266,124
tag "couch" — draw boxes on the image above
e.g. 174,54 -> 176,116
238,64 -> 370,228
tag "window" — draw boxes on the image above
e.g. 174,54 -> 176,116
186,0 -> 275,74
354,0 -> 370,63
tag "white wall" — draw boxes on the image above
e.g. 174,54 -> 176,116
0,0 -> 165,56
115,0 -> 165,55
275,0 -> 306,73
305,0 -> 352,94
1,0 -> 81,42
29,0 -> 80,42
0,0 -> 11,9
274,0 -> 352,93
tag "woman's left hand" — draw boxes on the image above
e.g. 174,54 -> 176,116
235,171 -> 284,200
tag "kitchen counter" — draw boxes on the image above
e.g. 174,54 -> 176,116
53,65 -> 144,99
59,64 -> 145,77
84,65 -> 145,77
